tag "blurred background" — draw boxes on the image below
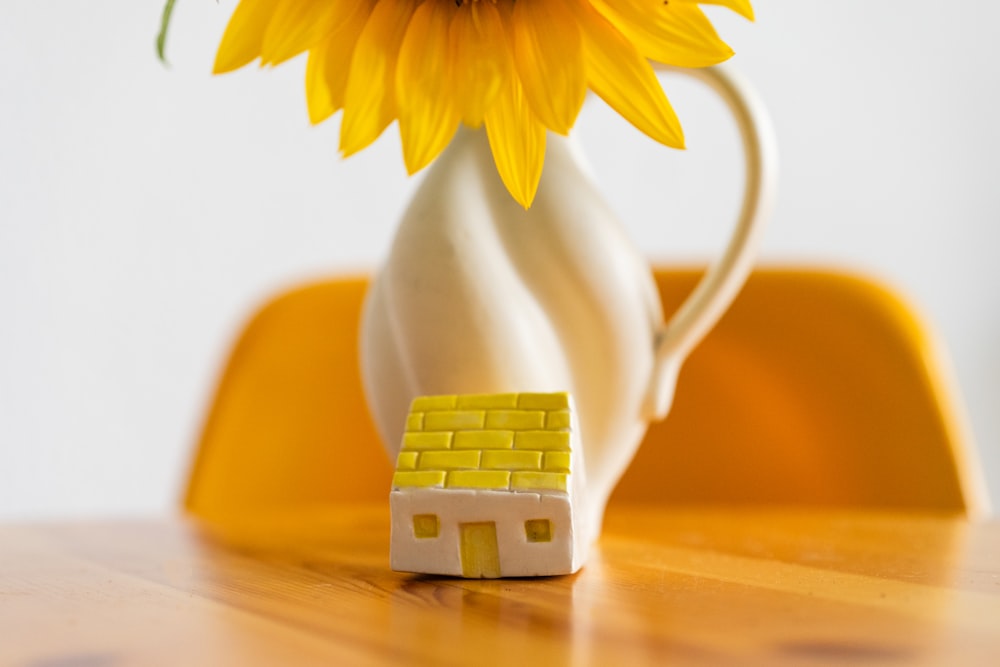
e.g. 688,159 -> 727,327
2,1 -> 997,519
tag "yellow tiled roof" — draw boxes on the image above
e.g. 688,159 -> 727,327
392,392 -> 574,494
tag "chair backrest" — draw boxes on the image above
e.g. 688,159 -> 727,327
184,269 -> 990,521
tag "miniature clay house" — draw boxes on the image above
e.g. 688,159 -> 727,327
389,392 -> 588,578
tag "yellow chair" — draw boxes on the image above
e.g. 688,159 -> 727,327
184,269 -> 990,522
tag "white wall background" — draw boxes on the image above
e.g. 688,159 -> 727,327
1,1 -> 997,519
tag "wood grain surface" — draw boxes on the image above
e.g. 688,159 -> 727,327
2,506 -> 998,666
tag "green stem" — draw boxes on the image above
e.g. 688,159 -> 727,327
156,0 -> 177,65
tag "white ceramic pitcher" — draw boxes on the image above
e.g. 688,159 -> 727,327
361,64 -> 777,539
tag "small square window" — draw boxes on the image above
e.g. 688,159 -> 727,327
413,514 -> 439,539
524,519 -> 552,543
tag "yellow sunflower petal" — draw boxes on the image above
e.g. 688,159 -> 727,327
260,0 -> 336,67
396,0 -> 461,174
511,0 -> 587,135
214,0 -> 275,74
305,0 -> 373,124
485,76 -> 546,209
593,0 -> 734,67
340,0 -> 420,157
578,1 -> 683,149
306,40 -> 335,124
694,0 -> 754,21
449,1 -> 510,129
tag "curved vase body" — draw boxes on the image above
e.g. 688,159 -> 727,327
361,128 -> 669,536
361,67 -> 776,540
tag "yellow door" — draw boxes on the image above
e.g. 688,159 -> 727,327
459,522 -> 501,578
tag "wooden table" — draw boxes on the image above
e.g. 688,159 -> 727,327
3,506 -> 999,666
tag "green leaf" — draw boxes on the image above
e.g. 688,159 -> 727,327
156,0 -> 178,66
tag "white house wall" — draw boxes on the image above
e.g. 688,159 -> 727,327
390,487 -> 579,577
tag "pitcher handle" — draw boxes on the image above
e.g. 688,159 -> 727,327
643,63 -> 779,420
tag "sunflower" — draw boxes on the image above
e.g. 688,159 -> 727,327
212,0 -> 753,207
